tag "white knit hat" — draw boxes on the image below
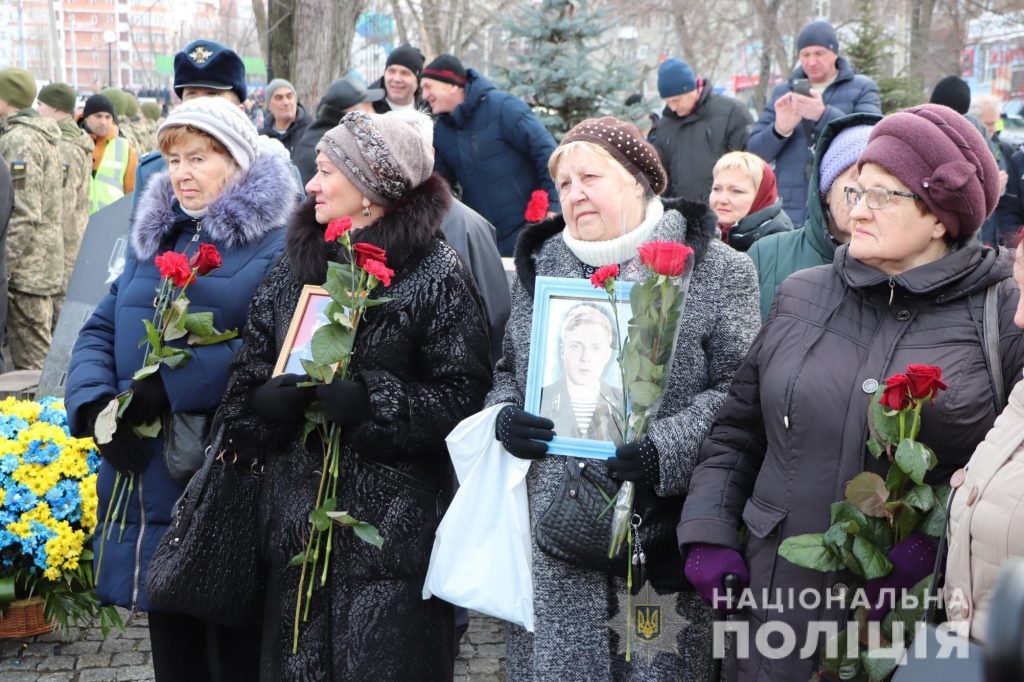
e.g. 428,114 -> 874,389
158,97 -> 259,170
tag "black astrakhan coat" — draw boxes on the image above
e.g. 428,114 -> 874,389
217,174 -> 493,681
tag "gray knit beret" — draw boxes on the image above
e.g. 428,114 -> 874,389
158,97 -> 259,170
316,111 -> 433,207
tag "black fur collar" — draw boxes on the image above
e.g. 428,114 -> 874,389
286,174 -> 452,285
513,196 -> 718,295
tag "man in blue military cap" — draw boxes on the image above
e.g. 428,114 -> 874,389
133,39 -> 249,202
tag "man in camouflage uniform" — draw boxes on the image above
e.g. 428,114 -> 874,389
37,82 -> 93,317
0,68 -> 64,370
139,102 -> 162,154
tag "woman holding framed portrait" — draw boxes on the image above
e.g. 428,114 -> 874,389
216,112 -> 492,680
486,117 -> 761,680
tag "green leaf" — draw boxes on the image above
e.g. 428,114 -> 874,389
182,311 -> 216,337
627,381 -> 662,409
861,516 -> 894,555
778,533 -> 845,572
311,323 -> 354,367
310,507 -> 331,532
636,354 -> 660,382
161,349 -> 191,368
163,298 -> 189,338
823,522 -> 851,552
289,552 -> 307,567
893,506 -> 921,543
860,645 -> 901,682
360,297 -> 391,308
895,439 -> 937,485
845,472 -> 889,517
920,485 -> 950,538
142,319 -> 162,350
831,501 -> 868,530
868,387 -> 901,446
133,419 -> 162,439
189,328 -> 238,346
621,346 -> 641,386
885,464 -> 908,496
322,497 -> 337,513
131,364 -> 161,381
866,436 -> 884,460
325,512 -> 384,549
902,484 -> 935,513
852,535 -> 893,579
93,397 -> 121,444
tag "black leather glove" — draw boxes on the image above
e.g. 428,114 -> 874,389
96,427 -> 150,475
250,373 -> 316,423
606,438 -> 660,486
315,379 -> 370,428
121,374 -> 169,426
496,405 -> 554,460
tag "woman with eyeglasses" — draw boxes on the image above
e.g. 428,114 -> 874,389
677,103 -> 1024,681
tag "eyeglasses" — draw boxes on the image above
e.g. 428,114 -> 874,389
844,186 -> 921,210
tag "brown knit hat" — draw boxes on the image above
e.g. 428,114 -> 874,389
559,117 -> 667,196
858,103 -> 1000,241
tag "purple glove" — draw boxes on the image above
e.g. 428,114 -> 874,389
684,543 -> 750,611
863,530 -> 937,621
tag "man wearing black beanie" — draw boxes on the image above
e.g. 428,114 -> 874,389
371,43 -> 427,114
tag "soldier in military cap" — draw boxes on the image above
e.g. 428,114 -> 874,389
37,83 -> 94,318
134,38 -> 249,201
0,68 -> 64,370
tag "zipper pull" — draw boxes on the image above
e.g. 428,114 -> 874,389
888,277 -> 895,306
191,218 -> 203,243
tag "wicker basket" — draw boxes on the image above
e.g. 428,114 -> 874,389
0,597 -> 55,639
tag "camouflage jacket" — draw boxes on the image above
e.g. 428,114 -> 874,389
0,109 -> 64,295
56,117 -> 94,286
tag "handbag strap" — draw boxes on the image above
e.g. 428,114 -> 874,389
983,281 -> 1006,413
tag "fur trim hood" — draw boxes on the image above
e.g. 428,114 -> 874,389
286,173 -> 452,285
513,195 -> 718,296
131,152 -> 300,260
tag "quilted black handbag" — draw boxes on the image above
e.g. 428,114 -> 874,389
146,429 -> 264,626
534,457 -> 686,593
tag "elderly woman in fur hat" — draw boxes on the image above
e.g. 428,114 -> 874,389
65,96 -> 298,681
216,111 -> 492,680
485,116 -> 761,680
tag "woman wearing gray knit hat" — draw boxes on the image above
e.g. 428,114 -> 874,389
65,95 -> 299,680
216,111 -> 492,679
679,102 -> 1024,681
483,116 -> 760,680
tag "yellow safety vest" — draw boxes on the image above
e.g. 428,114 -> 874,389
89,136 -> 130,214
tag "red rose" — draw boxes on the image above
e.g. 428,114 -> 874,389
189,243 -> 223,276
155,251 -> 193,288
353,243 -> 388,269
524,190 -> 550,222
879,374 -> 913,412
905,364 -> 947,401
325,217 -> 353,242
363,258 -> 394,287
590,264 -> 619,289
637,241 -> 694,277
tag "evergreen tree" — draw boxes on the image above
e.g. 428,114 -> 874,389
846,0 -> 924,113
500,0 -> 638,138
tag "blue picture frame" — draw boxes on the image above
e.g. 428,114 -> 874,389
525,276 -> 634,459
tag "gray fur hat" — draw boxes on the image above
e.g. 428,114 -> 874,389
316,111 -> 433,207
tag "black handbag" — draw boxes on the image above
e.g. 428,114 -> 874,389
146,430 -> 265,626
163,411 -> 212,486
534,457 -> 686,593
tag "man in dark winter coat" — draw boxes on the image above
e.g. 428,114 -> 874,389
260,78 -> 310,158
372,43 -> 427,114
294,78 -> 384,184
653,57 -> 752,202
421,54 -> 559,256
748,20 -> 881,225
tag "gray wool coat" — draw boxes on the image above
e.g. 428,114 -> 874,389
486,197 -> 761,681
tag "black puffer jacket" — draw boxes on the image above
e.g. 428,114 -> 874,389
678,242 -> 1024,681
218,174 -> 492,680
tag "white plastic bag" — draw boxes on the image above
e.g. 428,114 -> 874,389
423,404 -> 535,631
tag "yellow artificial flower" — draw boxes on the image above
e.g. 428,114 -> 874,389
56,447 -> 89,479
0,438 -> 24,457
12,462 -> 62,497
43,522 -> 86,581
0,397 -> 41,423
80,474 -> 99,532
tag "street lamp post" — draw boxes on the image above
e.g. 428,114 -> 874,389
103,29 -> 116,87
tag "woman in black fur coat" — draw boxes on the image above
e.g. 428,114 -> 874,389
218,112 -> 493,680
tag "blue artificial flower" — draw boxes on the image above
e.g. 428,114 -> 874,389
45,480 -> 81,523
37,406 -> 68,430
0,415 -> 28,440
86,449 -> 101,474
0,509 -> 17,527
23,440 -> 61,465
3,483 -> 38,513
0,454 -> 18,476
0,529 -> 22,568
24,521 -> 55,572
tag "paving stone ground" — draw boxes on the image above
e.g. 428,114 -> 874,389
0,609 -> 505,681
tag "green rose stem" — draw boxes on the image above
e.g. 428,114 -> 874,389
95,472 -> 122,583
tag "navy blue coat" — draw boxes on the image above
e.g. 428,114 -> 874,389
748,56 -> 881,225
432,70 -> 559,256
65,152 -> 298,610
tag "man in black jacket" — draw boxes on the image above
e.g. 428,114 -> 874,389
371,44 -> 427,114
261,78 -> 309,157
652,57 -> 752,202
